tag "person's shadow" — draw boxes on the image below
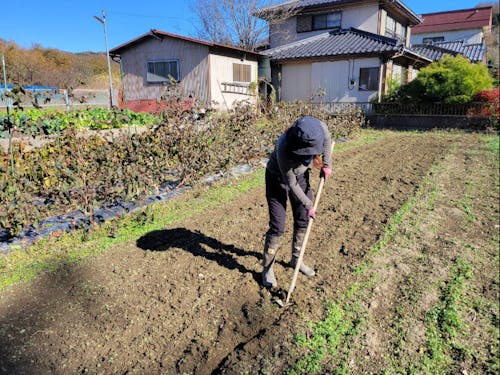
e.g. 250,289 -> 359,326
137,228 -> 268,284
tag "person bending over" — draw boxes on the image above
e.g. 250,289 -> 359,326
262,116 -> 332,288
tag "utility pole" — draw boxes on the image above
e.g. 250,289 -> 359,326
1,53 -> 8,107
1,53 -> 15,176
94,10 -> 114,109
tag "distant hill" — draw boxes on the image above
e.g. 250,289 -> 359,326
0,39 -> 120,89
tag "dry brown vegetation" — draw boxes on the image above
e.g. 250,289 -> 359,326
0,38 -> 120,89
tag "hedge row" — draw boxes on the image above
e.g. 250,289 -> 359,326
1,101 -> 364,236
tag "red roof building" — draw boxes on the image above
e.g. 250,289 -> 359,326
411,7 -> 493,45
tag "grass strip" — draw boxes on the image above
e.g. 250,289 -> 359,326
333,128 -> 388,152
290,297 -> 363,375
484,133 -> 499,154
288,188 -> 420,374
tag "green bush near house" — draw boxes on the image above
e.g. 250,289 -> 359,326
384,55 -> 494,104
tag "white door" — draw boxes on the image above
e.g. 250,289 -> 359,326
281,63 -> 312,102
311,60 -> 350,102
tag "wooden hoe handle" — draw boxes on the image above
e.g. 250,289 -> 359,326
285,141 -> 334,305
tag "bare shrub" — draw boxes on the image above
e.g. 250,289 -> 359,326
0,100 -> 363,236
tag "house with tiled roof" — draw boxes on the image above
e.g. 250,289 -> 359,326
410,7 -> 493,45
409,7 -> 493,65
255,0 -> 432,103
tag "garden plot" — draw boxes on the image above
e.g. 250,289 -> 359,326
0,131 -> 498,374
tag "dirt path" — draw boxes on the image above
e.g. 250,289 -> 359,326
0,132 -> 494,374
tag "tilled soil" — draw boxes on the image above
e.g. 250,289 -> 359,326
0,133 -> 462,374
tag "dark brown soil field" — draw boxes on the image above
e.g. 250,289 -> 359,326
0,131 -> 498,374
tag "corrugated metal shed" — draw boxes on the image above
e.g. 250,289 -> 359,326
263,28 -> 402,61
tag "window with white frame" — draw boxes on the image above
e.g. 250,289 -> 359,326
147,60 -> 179,83
359,67 -> 380,91
233,63 -> 251,83
297,11 -> 342,33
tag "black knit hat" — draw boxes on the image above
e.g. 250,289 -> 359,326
286,116 -> 325,156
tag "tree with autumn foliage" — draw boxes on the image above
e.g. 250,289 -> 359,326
0,38 -> 120,89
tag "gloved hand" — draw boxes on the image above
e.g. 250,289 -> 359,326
308,207 -> 316,219
320,167 -> 332,179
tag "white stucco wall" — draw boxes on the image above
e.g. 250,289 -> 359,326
342,3 -> 380,34
410,67 -> 419,81
270,3 -> 380,48
281,57 -> 381,103
410,28 -> 484,44
209,54 -> 258,111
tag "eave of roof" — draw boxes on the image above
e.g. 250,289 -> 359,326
411,6 -> 492,34
263,27 -> 431,64
255,0 -> 421,25
109,29 -> 261,58
411,41 -> 486,63
410,44 -> 459,62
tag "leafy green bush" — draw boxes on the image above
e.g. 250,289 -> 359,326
384,55 -> 494,104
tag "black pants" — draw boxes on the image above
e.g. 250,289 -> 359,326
265,168 -> 312,237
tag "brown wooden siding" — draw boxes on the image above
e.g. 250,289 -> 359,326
120,37 -> 210,103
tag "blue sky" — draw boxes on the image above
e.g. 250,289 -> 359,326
0,0 -> 488,53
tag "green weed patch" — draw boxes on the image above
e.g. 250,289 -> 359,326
290,297 -> 365,374
420,258 -> 473,374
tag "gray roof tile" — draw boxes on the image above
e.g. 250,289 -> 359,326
264,28 -> 402,60
411,41 -> 486,63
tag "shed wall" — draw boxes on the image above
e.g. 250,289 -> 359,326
209,54 -> 258,110
120,37 -> 210,103
281,63 -> 312,101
